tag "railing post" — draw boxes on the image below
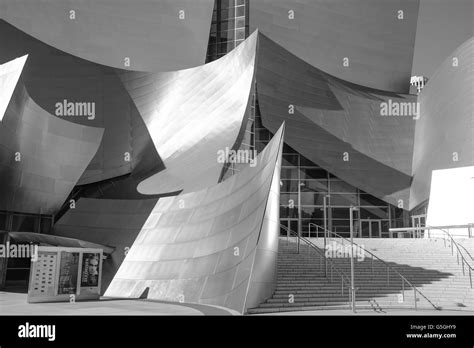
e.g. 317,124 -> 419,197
325,254 -> 328,278
352,288 -> 356,312
462,258 -> 465,276
349,206 -> 356,313
469,268 -> 472,288
402,279 -> 405,298
348,285 -> 351,308
414,288 -> 417,310
371,256 -> 374,278
323,227 -> 327,275
341,277 -> 343,295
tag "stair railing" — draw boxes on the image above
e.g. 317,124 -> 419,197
280,224 -> 354,310
308,224 -> 439,310
430,227 -> 473,288
389,224 -> 473,239
389,225 -> 473,288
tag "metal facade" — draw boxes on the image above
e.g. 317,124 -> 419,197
105,124 -> 284,313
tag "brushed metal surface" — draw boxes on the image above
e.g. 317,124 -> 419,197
0,20 -> 161,189
104,124 -> 284,313
121,31 -> 259,195
0,0 -> 214,72
410,37 -> 474,209
256,33 -> 416,207
250,0 -> 419,93
0,56 -> 103,214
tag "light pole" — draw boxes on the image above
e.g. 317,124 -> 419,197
350,205 -> 359,313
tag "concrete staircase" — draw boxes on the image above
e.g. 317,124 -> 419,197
247,237 -> 474,314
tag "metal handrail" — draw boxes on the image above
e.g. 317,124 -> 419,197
280,224 -> 354,309
389,225 -> 474,288
437,227 -> 474,260
431,227 -> 473,288
308,223 -> 439,310
447,239 -> 474,261
389,224 -> 473,238
458,244 -> 474,261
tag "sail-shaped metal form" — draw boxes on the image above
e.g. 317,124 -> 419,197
105,124 -> 284,314
0,56 -> 103,214
0,22 -> 259,197
256,34 -> 416,207
121,31 -> 259,195
410,37 -> 474,209
0,20 -> 161,190
249,0 -> 419,93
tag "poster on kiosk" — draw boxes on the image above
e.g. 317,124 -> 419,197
27,247 -> 103,303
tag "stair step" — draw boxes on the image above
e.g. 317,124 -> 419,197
248,238 -> 474,314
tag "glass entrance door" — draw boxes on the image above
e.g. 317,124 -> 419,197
411,214 -> 426,238
280,218 -> 298,237
360,219 -> 382,238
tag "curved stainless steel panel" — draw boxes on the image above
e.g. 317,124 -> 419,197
104,124 -> 284,314
410,38 -> 474,209
0,0 -> 214,72
120,31 -> 258,195
0,57 -> 103,214
0,22 -> 256,198
256,33 -> 416,207
250,0 -> 419,93
244,130 -> 282,309
0,20 -> 161,188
